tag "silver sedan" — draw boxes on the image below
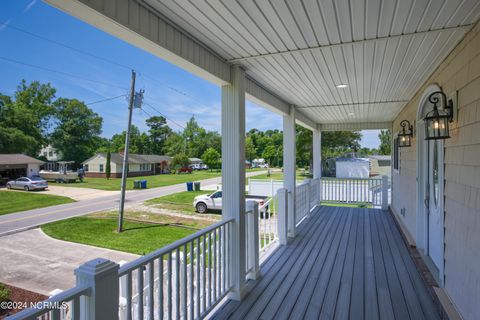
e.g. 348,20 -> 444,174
6,176 -> 48,191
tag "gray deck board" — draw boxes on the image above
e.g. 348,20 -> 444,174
213,206 -> 441,320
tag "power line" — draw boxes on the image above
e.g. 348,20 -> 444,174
0,21 -> 132,71
86,94 -> 127,105
0,56 -> 129,90
143,102 -> 186,130
1,21 -> 214,111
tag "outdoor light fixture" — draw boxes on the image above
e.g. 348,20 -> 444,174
398,120 -> 414,147
423,91 -> 454,140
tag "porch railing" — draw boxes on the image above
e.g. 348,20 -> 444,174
295,178 -> 321,226
320,176 -> 389,208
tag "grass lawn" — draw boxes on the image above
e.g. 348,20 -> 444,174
0,191 -> 75,216
321,202 -> 373,208
54,171 -> 222,191
146,190 -> 210,213
42,215 -> 198,255
248,170 -> 309,182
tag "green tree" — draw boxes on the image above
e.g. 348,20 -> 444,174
378,130 -> 392,155
50,98 -> 103,166
202,147 -> 221,171
245,136 -> 257,162
0,81 -> 56,155
164,132 -> 184,156
171,153 -> 191,171
146,116 -> 171,154
296,125 -> 312,168
262,145 -> 277,166
105,150 -> 111,179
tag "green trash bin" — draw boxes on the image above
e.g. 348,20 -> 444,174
194,182 -> 201,191
133,180 -> 140,189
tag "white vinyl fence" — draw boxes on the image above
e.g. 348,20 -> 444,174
321,176 -> 390,208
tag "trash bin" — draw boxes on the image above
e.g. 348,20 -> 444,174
194,182 -> 201,191
186,182 -> 193,191
133,180 -> 140,189
141,180 -> 147,189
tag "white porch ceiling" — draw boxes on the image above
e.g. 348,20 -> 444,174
143,0 -> 480,125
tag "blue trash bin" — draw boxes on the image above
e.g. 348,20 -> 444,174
186,182 -> 193,191
141,180 -> 147,189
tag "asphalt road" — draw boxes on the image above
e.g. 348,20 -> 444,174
0,171 -> 266,236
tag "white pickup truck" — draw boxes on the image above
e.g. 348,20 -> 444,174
193,190 -> 269,214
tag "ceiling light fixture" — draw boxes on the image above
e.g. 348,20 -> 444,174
335,84 -> 348,88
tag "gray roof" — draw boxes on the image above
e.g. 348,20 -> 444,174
0,154 -> 44,165
83,153 -> 171,164
369,155 -> 392,161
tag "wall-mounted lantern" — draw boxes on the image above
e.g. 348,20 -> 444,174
424,91 -> 454,140
398,120 -> 414,147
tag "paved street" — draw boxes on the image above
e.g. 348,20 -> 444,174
0,171 -> 266,236
0,229 -> 138,295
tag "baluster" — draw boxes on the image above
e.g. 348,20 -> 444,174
202,234 -> 207,313
196,237 -> 200,318
148,261 -> 154,320
126,272 -> 132,320
158,258 -> 164,320
182,245 -> 187,319
189,241 -> 194,320
168,252 -> 172,320
137,266 -> 144,320
213,229 -> 217,301
175,248 -> 180,320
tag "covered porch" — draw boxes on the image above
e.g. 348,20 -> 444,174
9,0 -> 480,319
213,206 -> 440,320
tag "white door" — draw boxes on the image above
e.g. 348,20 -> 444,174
427,139 -> 444,270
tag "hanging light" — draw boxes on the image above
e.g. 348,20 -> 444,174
398,120 -> 413,147
424,91 -> 453,140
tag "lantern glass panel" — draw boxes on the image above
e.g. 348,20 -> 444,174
425,115 -> 450,139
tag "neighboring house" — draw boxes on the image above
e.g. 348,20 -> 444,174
252,158 -> 267,168
0,154 -> 44,183
39,145 -> 61,162
335,158 -> 370,178
82,153 -> 172,178
369,155 -> 391,177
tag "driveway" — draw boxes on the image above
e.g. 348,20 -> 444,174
41,185 -> 119,201
0,170 -> 267,236
0,228 -> 138,295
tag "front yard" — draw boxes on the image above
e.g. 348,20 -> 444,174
41,214 -> 201,255
54,171 -> 222,191
146,190 -> 217,215
0,191 -> 75,216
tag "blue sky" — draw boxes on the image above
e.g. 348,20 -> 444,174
0,0 -> 380,149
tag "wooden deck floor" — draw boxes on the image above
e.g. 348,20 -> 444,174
212,206 -> 441,320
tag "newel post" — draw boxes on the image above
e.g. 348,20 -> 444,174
75,258 -> 119,320
381,175 -> 389,210
277,188 -> 288,245
246,200 -> 260,280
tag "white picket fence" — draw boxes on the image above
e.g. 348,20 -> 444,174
321,176 -> 389,208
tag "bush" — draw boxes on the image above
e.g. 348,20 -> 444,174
0,283 -> 11,303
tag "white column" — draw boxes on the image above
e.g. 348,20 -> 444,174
283,106 -> 296,238
313,127 -> 322,179
221,65 -> 246,300
313,127 -> 322,204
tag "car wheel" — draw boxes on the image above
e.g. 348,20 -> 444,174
196,202 -> 207,214
24,185 -> 29,191
6,184 -> 11,190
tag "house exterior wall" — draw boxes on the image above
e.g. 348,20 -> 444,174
26,164 -> 40,177
83,155 -> 159,177
392,21 -> 480,320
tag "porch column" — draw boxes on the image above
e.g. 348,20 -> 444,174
313,127 -> 322,203
283,106 -> 296,238
313,127 -> 322,178
221,65 -> 246,300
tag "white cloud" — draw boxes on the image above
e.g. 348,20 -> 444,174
23,0 -> 37,13
0,19 -> 12,31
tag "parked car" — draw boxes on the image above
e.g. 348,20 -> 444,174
177,167 -> 192,174
6,176 -> 48,191
190,163 -> 208,170
193,190 -> 269,214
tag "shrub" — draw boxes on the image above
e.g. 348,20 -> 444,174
0,283 -> 11,303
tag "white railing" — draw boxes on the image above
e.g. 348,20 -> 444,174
295,178 -> 321,226
258,197 -> 278,254
117,218 -> 234,320
320,176 -> 389,208
7,285 -> 91,320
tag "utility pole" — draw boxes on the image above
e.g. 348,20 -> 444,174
118,70 -> 136,233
